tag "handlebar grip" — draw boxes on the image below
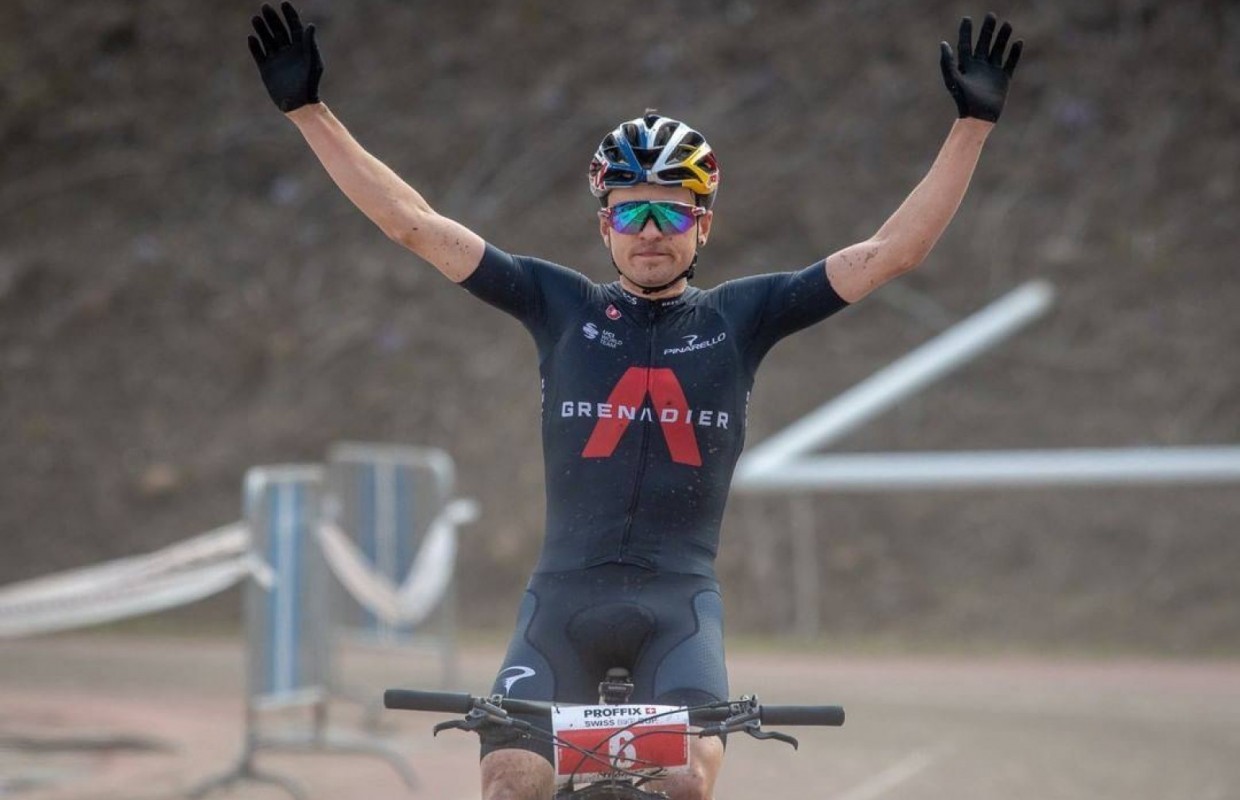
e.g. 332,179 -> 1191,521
497,697 -> 555,716
383,689 -> 475,714
759,705 -> 845,727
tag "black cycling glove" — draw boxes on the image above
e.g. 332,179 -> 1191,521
248,2 -> 323,112
939,13 -> 1022,123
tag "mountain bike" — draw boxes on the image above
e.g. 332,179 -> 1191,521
384,667 -> 845,799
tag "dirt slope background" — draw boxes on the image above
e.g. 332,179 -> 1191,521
1,0 -> 1237,651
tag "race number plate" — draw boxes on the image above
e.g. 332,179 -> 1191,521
551,704 -> 690,783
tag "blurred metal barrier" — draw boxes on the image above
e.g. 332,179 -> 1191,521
327,442 -> 462,673
189,465 -> 417,800
318,442 -> 477,734
0,441 -> 475,798
246,466 -> 331,708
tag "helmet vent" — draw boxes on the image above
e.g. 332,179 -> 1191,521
634,147 -> 660,169
658,167 -> 697,183
672,143 -> 698,161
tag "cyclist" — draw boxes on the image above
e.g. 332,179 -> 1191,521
247,4 -> 1021,798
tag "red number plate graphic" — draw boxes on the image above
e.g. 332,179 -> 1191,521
552,705 -> 690,782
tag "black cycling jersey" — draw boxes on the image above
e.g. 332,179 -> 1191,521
461,244 -> 849,578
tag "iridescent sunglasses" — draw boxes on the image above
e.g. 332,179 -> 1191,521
600,201 -> 706,235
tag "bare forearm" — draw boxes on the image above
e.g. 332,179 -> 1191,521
287,103 -> 430,238
826,117 -> 992,302
285,103 -> 483,281
873,117 -> 992,267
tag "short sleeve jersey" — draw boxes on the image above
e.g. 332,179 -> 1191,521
461,244 -> 848,578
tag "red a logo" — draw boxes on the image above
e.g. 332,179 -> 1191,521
581,367 -> 702,467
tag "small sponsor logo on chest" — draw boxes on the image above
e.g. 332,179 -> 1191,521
582,322 -> 623,348
663,332 -> 726,355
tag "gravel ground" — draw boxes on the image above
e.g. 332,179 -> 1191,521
1,635 -> 1238,799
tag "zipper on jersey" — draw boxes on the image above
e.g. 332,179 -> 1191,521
618,310 -> 657,561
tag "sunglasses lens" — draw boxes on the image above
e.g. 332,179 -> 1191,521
608,202 -> 699,234
650,202 -> 697,234
610,202 -> 651,234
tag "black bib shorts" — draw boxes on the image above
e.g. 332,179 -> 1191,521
480,564 -> 728,764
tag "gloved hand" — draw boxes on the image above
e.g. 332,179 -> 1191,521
939,13 -> 1022,123
248,2 -> 323,112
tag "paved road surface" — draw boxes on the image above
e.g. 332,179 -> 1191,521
1,636 -> 1237,799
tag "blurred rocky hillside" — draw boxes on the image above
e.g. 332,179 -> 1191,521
1,0 -> 1237,651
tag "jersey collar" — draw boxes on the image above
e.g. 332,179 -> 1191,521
607,282 -> 698,322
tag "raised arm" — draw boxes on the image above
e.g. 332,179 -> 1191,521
825,13 -> 1023,303
248,2 -> 484,282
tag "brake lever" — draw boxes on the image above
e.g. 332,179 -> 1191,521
742,723 -> 799,750
433,705 -> 533,738
433,718 -> 472,736
698,708 -> 758,739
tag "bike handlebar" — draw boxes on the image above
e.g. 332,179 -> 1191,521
757,705 -> 846,727
384,689 -> 475,714
383,689 -> 845,728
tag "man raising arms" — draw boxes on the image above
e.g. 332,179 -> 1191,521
247,5 -> 1021,798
